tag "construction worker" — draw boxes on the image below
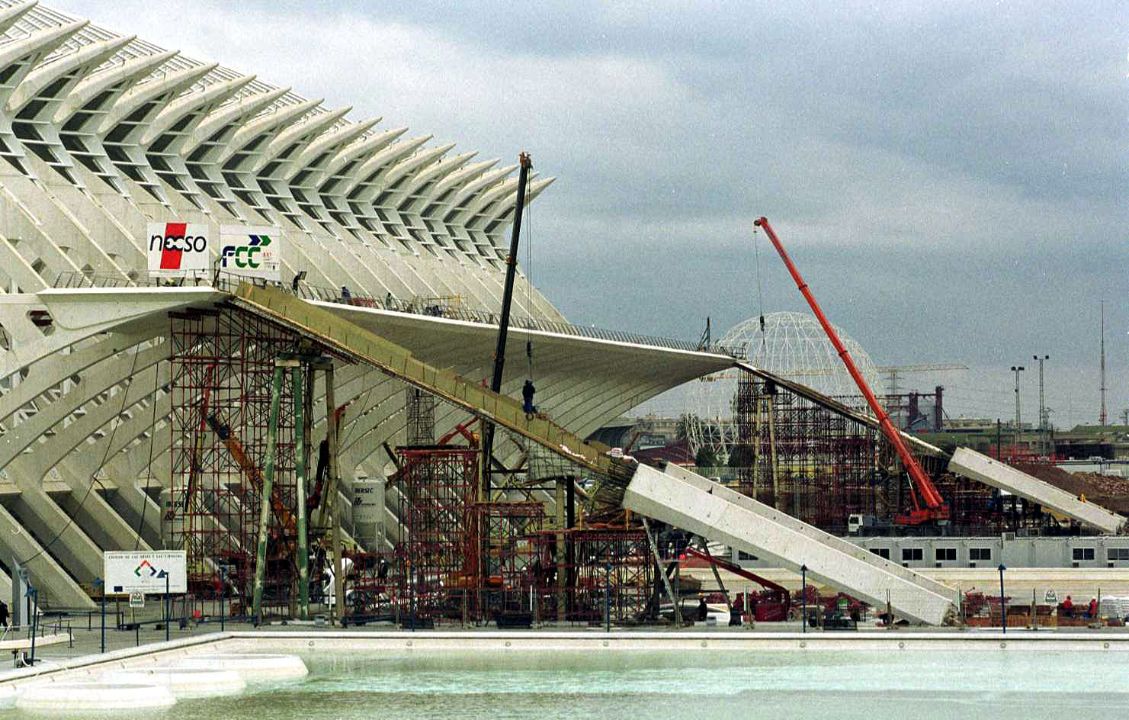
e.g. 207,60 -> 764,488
1088,597 -> 1098,619
522,379 -> 537,416
1062,595 -> 1074,618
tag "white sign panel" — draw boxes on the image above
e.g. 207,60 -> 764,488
147,222 -> 211,277
352,479 -> 385,525
128,591 -> 145,609
219,225 -> 282,281
104,550 -> 187,594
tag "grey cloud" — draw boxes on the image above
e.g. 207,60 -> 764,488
56,0 -> 1129,425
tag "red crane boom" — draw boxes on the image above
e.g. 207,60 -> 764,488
753,217 -> 948,525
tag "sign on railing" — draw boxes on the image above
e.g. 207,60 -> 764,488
147,222 -> 210,278
104,550 -> 187,594
219,225 -> 282,281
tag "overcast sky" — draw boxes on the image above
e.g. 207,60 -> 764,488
63,0 -> 1129,427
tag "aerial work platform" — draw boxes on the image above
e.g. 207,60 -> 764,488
623,464 -> 956,625
948,448 -> 1125,535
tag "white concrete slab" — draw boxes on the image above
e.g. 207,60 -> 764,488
948,448 -> 1124,534
623,464 -> 955,625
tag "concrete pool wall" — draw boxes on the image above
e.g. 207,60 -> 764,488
4,628 -> 1129,692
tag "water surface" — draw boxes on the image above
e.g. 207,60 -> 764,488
10,648 -> 1129,719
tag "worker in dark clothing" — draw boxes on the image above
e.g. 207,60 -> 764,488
0,600 -> 9,629
697,597 -> 708,622
522,379 -> 537,415
341,286 -> 351,302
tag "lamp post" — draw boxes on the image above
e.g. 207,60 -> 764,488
93,577 -> 105,654
605,561 -> 612,633
1010,366 -> 1025,454
800,564 -> 808,633
998,563 -> 1007,634
219,566 -> 226,632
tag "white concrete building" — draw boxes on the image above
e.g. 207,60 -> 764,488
0,2 -> 732,608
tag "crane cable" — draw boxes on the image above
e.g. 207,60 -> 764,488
524,186 -> 534,381
752,223 -> 768,357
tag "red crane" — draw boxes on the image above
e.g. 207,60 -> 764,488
754,217 -> 949,525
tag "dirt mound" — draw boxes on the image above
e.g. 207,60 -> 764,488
1012,463 -> 1129,513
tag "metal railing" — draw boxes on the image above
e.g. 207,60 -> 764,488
52,270 -> 740,357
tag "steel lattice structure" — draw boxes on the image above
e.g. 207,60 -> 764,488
689,312 -> 882,461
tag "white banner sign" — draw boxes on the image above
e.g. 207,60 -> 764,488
219,225 -> 281,281
147,222 -> 211,277
104,550 -> 187,594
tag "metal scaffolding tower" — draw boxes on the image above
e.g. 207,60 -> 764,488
168,307 -> 302,618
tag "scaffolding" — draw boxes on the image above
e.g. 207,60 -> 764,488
168,306 -> 303,617
474,501 -> 545,620
735,370 -> 894,534
342,549 -> 399,620
394,445 -> 480,624
405,387 -> 436,446
531,528 -> 652,624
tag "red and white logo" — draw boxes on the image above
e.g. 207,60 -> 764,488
147,222 -> 210,276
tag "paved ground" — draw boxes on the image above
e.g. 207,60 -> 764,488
11,562 -> 1129,669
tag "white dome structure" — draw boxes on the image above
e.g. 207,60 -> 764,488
723,312 -> 881,398
687,312 -> 881,459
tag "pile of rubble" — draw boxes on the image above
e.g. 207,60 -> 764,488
1013,463 -> 1129,513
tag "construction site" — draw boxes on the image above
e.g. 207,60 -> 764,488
113,220 -> 1129,632
0,1 -> 1125,653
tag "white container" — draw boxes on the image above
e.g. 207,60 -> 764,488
16,682 -> 176,712
103,667 -> 246,698
172,653 -> 308,682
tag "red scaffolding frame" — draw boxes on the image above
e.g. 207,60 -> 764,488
168,306 -> 302,617
530,528 -> 652,624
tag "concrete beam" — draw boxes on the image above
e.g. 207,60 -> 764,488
623,463 -> 955,625
949,448 -> 1125,535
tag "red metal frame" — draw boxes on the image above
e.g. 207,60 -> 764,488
394,445 -> 480,624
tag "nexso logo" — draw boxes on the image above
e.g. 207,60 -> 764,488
146,221 -> 210,276
219,225 -> 281,281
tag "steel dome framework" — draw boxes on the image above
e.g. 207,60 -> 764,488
688,311 -> 881,459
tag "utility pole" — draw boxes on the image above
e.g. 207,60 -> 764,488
1010,365 -> 1025,452
1034,355 -> 1049,456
